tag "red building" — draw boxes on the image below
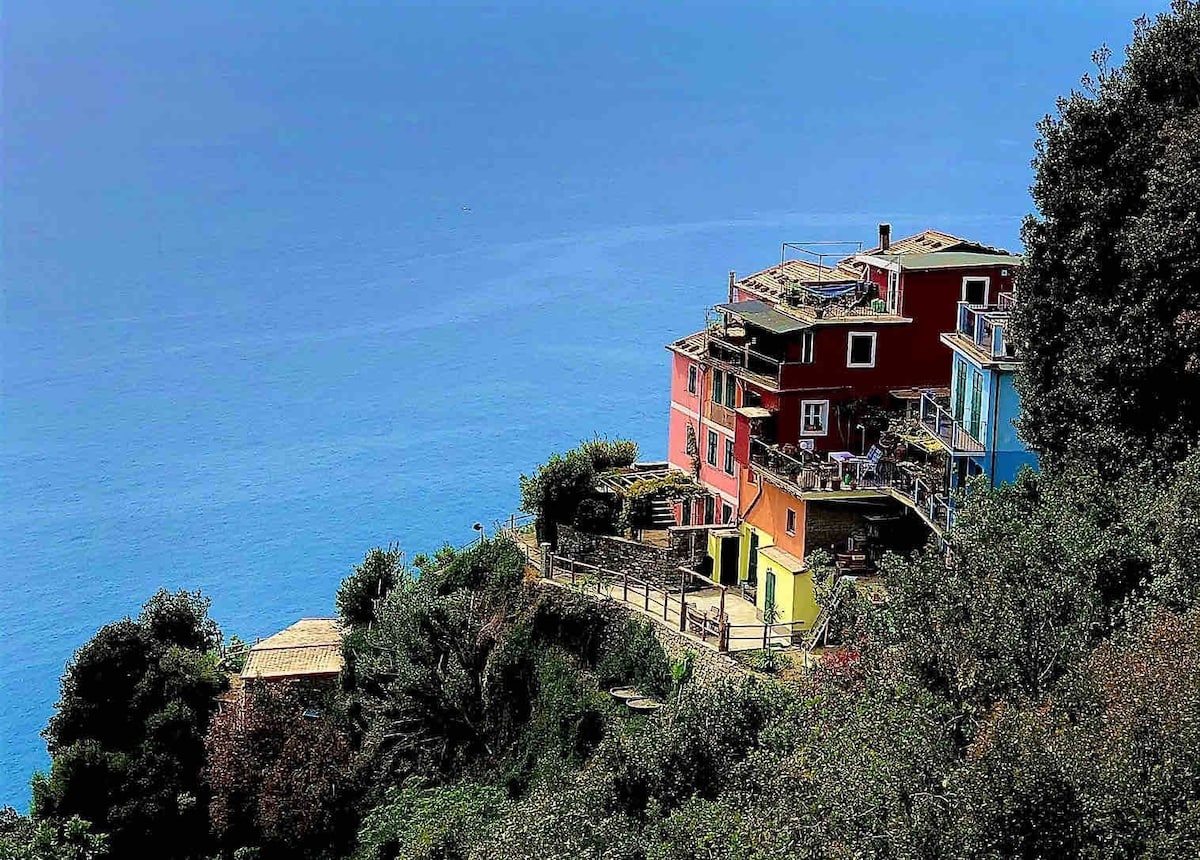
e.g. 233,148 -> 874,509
666,226 -> 1021,523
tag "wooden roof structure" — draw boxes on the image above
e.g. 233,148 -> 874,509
241,618 -> 344,682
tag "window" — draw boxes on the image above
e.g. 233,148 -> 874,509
724,438 -> 735,474
711,369 -> 724,404
962,277 -> 989,306
800,400 -> 829,436
886,270 -> 900,314
799,330 -> 815,364
681,498 -> 691,526
785,508 -> 797,535
847,332 -> 877,368
747,531 -> 759,585
704,495 -> 715,525
706,430 -> 718,466
721,503 -> 733,524
724,373 -> 736,408
687,364 -> 697,395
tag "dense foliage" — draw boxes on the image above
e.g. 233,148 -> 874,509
32,590 -> 225,859
337,545 -> 407,628
519,436 -> 639,545
1015,0 -> 1200,473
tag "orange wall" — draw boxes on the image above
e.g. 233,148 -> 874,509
739,469 -> 807,559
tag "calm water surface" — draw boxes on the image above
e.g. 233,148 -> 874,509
0,0 -> 1161,805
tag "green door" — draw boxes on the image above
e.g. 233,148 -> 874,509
764,571 -> 777,610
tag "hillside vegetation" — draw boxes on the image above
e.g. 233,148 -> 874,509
8,3 -> 1200,858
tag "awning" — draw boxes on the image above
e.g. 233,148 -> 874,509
716,300 -> 810,335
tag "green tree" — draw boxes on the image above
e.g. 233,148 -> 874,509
1014,0 -> 1200,473
34,590 -> 225,860
337,544 -> 407,628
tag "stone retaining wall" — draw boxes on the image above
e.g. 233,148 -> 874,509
558,525 -> 710,588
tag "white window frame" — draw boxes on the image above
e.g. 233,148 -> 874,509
886,270 -> 900,314
799,329 -> 815,364
846,331 -> 877,369
687,364 -> 697,395
785,508 -> 796,535
961,276 -> 990,307
800,399 -> 830,437
721,503 -> 733,524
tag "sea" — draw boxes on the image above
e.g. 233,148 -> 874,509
0,0 -> 1162,807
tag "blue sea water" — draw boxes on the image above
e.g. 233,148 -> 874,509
0,0 -> 1165,807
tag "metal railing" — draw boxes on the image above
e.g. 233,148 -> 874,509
955,301 -> 1014,360
919,391 -> 984,454
749,438 -> 888,492
705,333 -> 800,386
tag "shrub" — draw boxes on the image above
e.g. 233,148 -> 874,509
337,544 -> 406,628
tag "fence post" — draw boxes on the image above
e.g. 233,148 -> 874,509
623,570 -> 629,603
718,616 -> 728,652
644,581 -> 650,612
569,558 -> 577,586
540,543 -> 551,580
663,586 -> 669,621
679,595 -> 687,632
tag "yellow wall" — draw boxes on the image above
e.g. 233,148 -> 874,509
754,558 -> 819,628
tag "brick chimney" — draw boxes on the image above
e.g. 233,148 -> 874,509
878,223 -> 891,252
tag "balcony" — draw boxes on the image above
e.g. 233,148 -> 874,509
706,333 -> 805,391
918,391 -> 984,455
779,279 -> 898,321
749,439 -> 888,494
749,438 -> 951,534
953,301 -> 1016,361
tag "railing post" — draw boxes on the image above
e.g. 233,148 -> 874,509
569,558 -> 576,586
540,542 -> 551,579
622,570 -> 629,603
718,615 -> 728,652
644,581 -> 650,612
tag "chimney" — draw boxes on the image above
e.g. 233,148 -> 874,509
878,223 -> 891,252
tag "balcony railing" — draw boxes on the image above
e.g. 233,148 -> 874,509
749,439 -> 888,492
955,302 -> 1015,360
749,438 -> 951,533
780,280 -> 892,319
919,391 -> 984,455
706,333 -> 805,388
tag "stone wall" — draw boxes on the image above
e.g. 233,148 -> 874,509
650,623 -> 745,686
557,525 -> 711,588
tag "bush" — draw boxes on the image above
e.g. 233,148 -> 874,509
578,437 -> 639,472
337,545 -> 406,628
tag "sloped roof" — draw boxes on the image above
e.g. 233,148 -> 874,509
897,252 -> 1021,271
716,300 -> 812,334
241,618 -> 344,681
735,258 -> 864,302
862,229 -> 1010,257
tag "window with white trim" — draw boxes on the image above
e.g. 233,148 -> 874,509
724,438 -> 735,475
886,270 -> 899,314
706,430 -> 718,467
800,400 -> 829,436
962,276 -> 990,306
687,364 -> 697,395
799,329 -> 815,364
846,332 -> 877,368
721,503 -> 733,524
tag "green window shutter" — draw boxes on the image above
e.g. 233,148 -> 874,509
953,361 -> 967,423
969,371 -> 983,440
712,369 -> 723,403
765,571 -> 776,608
725,374 -> 736,407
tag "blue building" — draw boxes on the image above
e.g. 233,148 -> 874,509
918,292 -> 1038,498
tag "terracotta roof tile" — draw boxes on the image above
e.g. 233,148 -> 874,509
241,618 -> 344,681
